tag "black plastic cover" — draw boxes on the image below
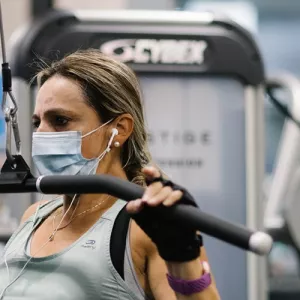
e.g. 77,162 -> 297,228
10,10 -> 264,85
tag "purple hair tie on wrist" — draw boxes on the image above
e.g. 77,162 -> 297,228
167,265 -> 212,295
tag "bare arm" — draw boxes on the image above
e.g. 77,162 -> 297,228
128,166 -> 220,299
147,243 -> 220,300
164,248 -> 220,300
131,221 -> 220,300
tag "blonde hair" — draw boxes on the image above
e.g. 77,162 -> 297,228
36,49 -> 152,185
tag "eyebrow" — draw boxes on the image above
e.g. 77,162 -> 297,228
32,108 -> 80,120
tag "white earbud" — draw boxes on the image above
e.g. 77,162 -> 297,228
106,128 -> 119,152
111,128 -> 118,136
110,128 -> 119,148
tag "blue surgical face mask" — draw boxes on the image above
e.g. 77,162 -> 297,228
32,120 -> 113,176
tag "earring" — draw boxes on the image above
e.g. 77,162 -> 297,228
114,141 -> 120,148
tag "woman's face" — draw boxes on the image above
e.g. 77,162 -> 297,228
33,75 -> 107,159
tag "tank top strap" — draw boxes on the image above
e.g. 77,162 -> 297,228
101,199 -> 127,221
27,197 -> 63,224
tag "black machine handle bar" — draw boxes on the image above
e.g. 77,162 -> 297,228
0,173 -> 273,256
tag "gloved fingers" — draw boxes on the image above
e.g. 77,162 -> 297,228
141,166 -> 165,202
126,199 -> 144,214
142,165 -> 162,181
142,186 -> 173,206
163,190 -> 183,207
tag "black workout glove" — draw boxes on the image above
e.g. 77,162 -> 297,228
131,178 -> 203,262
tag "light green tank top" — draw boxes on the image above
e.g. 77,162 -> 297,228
0,198 -> 144,300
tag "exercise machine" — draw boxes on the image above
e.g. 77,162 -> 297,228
265,74 -> 300,300
7,9 -> 268,300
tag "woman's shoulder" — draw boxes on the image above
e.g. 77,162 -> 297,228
20,200 -> 49,224
20,196 -> 65,224
20,196 -> 64,224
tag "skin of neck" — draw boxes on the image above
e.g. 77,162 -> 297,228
61,149 -> 128,222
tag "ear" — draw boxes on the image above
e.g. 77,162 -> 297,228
110,114 -> 134,147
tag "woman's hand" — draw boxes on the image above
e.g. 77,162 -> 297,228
126,166 -> 220,299
126,166 -> 184,214
126,165 -> 201,263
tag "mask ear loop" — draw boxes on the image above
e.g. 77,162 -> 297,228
85,128 -> 118,175
54,129 -> 119,236
51,128 -> 120,244
81,119 -> 114,139
95,128 -> 118,160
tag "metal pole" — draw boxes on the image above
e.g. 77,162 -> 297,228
245,85 -> 268,300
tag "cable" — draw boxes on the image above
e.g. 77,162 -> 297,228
0,1 -> 6,63
0,0 -> 21,168
266,85 -> 300,128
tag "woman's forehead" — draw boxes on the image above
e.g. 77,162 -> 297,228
35,76 -> 87,113
38,76 -> 84,101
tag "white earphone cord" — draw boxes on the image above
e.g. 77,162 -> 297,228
1,193 -> 47,299
0,129 -> 118,298
2,194 -> 63,283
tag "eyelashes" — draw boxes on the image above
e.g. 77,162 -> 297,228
32,115 -> 71,130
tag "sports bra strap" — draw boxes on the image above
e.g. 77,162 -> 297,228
110,205 -> 131,279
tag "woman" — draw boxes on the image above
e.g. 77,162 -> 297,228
0,49 -> 220,300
